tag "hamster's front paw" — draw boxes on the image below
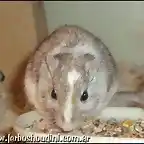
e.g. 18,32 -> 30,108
37,118 -> 62,134
37,118 -> 50,132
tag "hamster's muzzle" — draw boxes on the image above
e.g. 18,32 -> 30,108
58,122 -> 74,132
55,113 -> 78,132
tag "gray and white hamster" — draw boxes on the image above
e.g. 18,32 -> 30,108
24,25 -> 118,131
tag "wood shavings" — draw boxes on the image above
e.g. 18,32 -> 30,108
24,111 -> 144,138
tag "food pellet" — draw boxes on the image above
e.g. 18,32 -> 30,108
122,120 -> 134,128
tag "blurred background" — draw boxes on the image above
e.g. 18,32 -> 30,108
44,1 -> 144,65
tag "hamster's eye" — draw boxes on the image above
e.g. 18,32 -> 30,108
80,90 -> 88,102
51,89 -> 57,100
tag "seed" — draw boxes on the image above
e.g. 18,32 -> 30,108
93,127 -> 103,133
122,120 -> 134,128
134,124 -> 144,133
140,120 -> 144,128
107,118 -> 117,125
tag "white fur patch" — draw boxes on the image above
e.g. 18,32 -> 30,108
68,69 -> 80,85
73,44 -> 99,57
63,69 -> 80,123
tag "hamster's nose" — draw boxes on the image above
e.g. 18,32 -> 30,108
56,115 -> 74,132
61,123 -> 73,132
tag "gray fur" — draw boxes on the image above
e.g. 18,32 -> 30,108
24,25 -> 118,131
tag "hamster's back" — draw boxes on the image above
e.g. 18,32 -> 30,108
26,25 -> 117,77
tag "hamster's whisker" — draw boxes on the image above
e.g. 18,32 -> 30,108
44,56 -> 55,86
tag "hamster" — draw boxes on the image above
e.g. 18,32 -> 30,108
0,71 -> 17,135
24,25 -> 118,131
117,62 -> 144,92
108,91 -> 144,108
108,62 -> 144,108
0,71 -> 5,82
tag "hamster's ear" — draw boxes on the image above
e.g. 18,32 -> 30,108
76,54 -> 100,78
82,53 -> 95,62
75,53 -> 95,67
54,53 -> 73,64
53,53 -> 96,69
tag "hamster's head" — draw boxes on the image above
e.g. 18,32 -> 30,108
40,53 -> 103,131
